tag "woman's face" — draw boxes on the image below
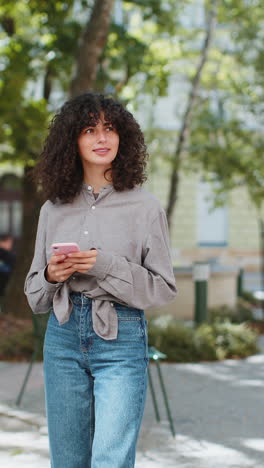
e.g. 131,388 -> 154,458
77,113 -> 119,170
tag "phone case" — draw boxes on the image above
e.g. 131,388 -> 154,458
52,242 -> 80,255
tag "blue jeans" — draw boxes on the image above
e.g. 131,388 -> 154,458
43,293 -> 149,468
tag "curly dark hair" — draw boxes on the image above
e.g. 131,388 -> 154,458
33,93 -> 148,203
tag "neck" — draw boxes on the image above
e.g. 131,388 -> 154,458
83,166 -> 112,193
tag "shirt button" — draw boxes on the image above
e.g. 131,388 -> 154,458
84,231 -> 89,235
87,185 -> 92,190
110,302 -> 114,307
91,206 -> 96,210
72,276 -> 76,280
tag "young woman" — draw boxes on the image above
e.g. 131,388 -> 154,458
25,92 -> 177,468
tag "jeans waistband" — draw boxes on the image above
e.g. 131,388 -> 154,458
70,292 -> 93,305
69,293 -> 144,317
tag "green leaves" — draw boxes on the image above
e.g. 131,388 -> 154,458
188,102 -> 264,210
95,1 -> 183,97
0,0 -> 83,164
0,99 -> 50,164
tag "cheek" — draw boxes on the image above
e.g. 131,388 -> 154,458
77,137 -> 92,156
77,136 -> 84,153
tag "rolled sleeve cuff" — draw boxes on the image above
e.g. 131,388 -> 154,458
41,266 -> 63,291
86,250 -> 113,280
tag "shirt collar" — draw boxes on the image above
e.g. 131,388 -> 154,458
82,183 -> 113,194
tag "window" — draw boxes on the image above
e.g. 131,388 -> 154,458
197,180 -> 228,246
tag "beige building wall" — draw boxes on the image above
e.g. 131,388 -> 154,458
147,270 -> 238,321
146,168 -> 262,270
145,167 -> 197,255
229,187 -> 260,250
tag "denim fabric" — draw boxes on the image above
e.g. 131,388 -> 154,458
43,292 -> 149,468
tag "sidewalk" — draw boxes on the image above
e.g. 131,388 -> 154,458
1,337 -> 264,467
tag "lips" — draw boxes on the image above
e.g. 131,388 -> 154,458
93,148 -> 110,155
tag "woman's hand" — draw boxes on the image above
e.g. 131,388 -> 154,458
46,254 -> 76,283
46,249 -> 98,283
66,249 -> 98,273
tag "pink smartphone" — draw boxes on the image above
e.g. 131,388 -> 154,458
52,242 -> 80,255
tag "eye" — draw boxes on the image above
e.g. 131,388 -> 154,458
106,126 -> 114,132
84,128 -> 94,134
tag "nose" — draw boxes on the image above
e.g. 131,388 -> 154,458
97,129 -> 107,143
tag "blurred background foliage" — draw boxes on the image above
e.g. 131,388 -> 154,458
0,0 -> 263,202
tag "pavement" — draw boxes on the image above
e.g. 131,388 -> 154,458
0,336 -> 264,468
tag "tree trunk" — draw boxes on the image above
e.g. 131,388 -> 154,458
70,0 -> 115,97
3,166 -> 41,317
166,0 -> 218,231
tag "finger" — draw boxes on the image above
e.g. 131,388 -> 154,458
54,267 -> 76,282
54,262 -> 74,270
67,250 -> 98,259
57,265 -> 76,274
50,262 -> 74,271
50,254 -> 66,264
48,263 -> 73,275
66,255 -> 97,264
69,259 -> 97,268
66,259 -> 88,265
73,261 -> 97,271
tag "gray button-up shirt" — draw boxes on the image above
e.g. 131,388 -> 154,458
24,184 -> 177,340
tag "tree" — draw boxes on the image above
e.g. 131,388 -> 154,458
187,0 -> 264,305
199,0 -> 263,307
1,0 -> 187,316
1,0 -> 114,316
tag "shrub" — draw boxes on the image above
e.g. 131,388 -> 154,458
198,320 -> 259,360
0,328 -> 35,361
193,325 -> 218,361
148,315 -> 259,363
208,300 -> 258,324
241,290 -> 262,307
148,320 -> 197,362
0,314 -> 47,361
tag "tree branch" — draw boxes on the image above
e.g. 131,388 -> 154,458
166,0 -> 218,230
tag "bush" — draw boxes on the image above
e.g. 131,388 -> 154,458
0,314 -> 47,361
193,325 -> 218,361
148,320 -> 197,362
197,321 -> 259,360
148,315 -> 259,363
0,328 -> 35,361
208,302 -> 255,324
241,290 -> 262,307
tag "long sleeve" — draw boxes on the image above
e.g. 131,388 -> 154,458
86,209 -> 177,310
24,203 -> 62,313
24,188 -> 177,340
